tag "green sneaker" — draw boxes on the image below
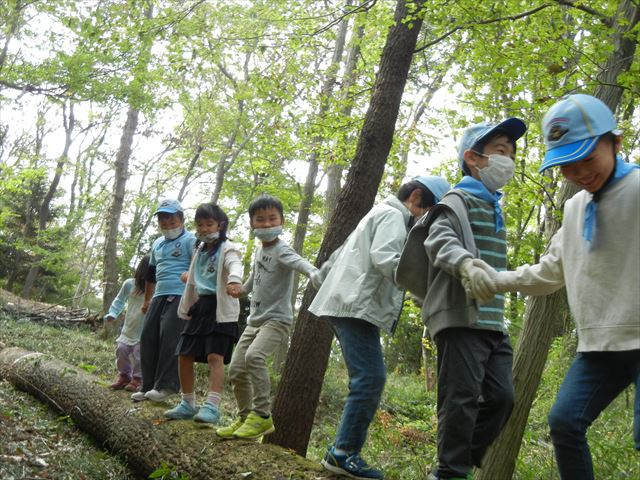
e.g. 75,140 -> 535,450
215,417 -> 245,439
233,412 -> 275,439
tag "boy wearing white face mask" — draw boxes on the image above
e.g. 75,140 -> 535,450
217,194 -> 320,439
132,198 -> 196,403
421,119 -> 527,480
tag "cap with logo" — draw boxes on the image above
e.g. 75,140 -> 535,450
154,198 -> 183,215
414,176 -> 451,203
457,118 -> 527,168
540,94 -> 619,172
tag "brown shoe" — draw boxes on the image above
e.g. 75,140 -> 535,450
124,377 -> 142,392
110,374 -> 131,390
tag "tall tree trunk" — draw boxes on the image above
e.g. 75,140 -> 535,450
288,1 -> 350,304
22,102 -> 75,298
477,3 -> 639,478
102,107 -> 140,312
101,3 -> 154,313
277,4 -> 351,373
268,0 -> 427,456
324,20 -> 366,221
177,143 -> 203,202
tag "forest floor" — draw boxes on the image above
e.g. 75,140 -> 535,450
0,288 -> 638,480
0,289 -> 135,480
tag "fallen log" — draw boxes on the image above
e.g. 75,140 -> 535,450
0,346 -> 335,480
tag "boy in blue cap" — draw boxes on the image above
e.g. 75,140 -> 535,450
311,176 -> 450,480
467,94 -> 639,480
131,198 -> 197,402
400,118 -> 527,480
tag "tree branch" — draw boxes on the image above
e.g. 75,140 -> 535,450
414,4 -> 553,53
554,0 -> 611,25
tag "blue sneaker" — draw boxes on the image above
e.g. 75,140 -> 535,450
164,400 -> 197,420
193,402 -> 220,424
320,446 -> 383,479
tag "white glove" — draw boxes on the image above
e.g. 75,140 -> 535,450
459,258 -> 497,304
470,258 -> 518,293
309,269 -> 323,290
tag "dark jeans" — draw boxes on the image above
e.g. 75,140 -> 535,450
548,350 -> 640,480
328,316 -> 386,453
434,328 -> 514,478
140,295 -> 182,393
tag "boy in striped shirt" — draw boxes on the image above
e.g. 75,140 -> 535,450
424,118 -> 527,480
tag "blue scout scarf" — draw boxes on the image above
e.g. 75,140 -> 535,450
583,154 -> 638,243
454,176 -> 505,232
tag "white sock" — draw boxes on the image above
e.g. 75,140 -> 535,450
182,392 -> 196,408
206,391 -> 221,407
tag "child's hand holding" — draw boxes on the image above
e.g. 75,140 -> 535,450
180,271 -> 189,283
226,283 -> 242,298
459,258 -> 496,304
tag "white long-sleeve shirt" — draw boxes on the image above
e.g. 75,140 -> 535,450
501,169 -> 639,352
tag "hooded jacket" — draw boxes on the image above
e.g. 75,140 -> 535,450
308,196 -> 411,333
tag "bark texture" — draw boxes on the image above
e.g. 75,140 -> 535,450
0,346 -> 338,480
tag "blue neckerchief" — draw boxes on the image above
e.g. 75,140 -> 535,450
583,154 -> 638,243
454,176 -> 505,232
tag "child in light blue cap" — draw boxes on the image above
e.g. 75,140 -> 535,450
467,94 -> 639,480
132,198 -> 197,403
398,117 -> 527,480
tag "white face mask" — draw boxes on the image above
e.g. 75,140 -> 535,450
254,225 -> 283,242
476,153 -> 515,192
197,231 -> 220,243
161,227 -> 183,240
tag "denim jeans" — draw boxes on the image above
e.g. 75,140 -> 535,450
328,316 -> 386,453
548,350 -> 640,480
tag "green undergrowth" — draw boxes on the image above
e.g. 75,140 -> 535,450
0,312 -> 638,479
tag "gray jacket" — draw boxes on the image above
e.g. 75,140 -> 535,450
396,191 -> 480,338
308,196 -> 411,333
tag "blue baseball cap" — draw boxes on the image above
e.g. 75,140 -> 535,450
414,175 -> 451,203
153,198 -> 183,215
539,94 -> 619,172
457,118 -> 527,168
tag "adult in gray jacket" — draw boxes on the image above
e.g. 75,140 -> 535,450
310,176 -> 450,480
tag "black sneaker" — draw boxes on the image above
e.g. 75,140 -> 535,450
320,446 -> 384,479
